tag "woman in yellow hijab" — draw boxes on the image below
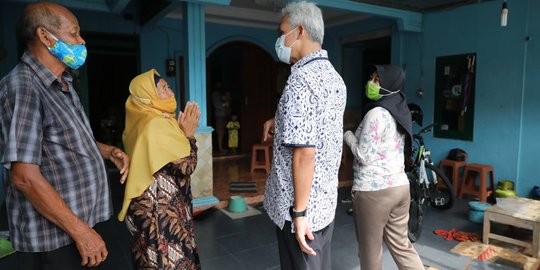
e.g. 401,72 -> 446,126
120,69 -> 201,270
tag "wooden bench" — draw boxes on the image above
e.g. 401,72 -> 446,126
483,197 -> 540,257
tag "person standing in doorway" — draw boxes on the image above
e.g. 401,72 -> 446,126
344,65 -> 424,270
226,114 -> 240,154
262,2 -> 347,269
0,2 -> 129,269
212,85 -> 230,155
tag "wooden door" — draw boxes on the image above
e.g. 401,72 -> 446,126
240,44 -> 277,153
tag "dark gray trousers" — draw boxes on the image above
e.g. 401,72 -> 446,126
276,220 -> 334,270
15,242 -> 99,270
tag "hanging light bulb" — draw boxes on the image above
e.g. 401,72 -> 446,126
501,0 -> 508,27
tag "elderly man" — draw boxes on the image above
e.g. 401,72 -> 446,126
0,2 -> 129,269
263,1 -> 347,269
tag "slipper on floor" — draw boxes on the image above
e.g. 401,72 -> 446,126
454,230 -> 480,242
434,228 -> 479,242
434,228 -> 456,240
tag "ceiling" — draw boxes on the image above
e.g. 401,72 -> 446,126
351,0 -> 495,12
1,0 -> 497,29
167,0 -> 496,30
225,0 -> 495,12
167,0 -> 372,29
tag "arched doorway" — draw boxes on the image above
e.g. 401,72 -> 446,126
207,41 -> 279,155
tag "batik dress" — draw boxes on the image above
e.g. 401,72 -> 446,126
126,138 -> 200,270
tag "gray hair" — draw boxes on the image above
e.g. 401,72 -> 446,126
17,2 -> 62,46
281,1 -> 324,44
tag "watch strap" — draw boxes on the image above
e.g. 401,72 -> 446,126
289,206 -> 307,218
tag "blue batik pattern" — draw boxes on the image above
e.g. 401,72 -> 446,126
264,50 -> 347,233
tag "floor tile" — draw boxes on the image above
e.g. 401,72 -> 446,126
0,158 -> 531,270
200,254 -> 248,270
232,242 -> 280,270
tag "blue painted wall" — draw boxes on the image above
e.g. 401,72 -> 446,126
519,0 -> 540,197
398,31 -> 423,102
139,21 -> 183,90
326,1 -> 537,196
407,1 -> 536,196
206,22 -> 275,57
139,19 -> 277,101
0,2 -> 23,78
325,17 -> 401,109
1,0 -> 538,199
327,17 -> 423,122
326,17 -> 395,73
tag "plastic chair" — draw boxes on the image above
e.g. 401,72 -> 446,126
250,139 -> 271,174
439,159 -> 467,195
459,163 -> 495,202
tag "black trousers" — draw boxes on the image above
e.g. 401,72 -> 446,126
276,220 -> 334,270
15,242 -> 100,270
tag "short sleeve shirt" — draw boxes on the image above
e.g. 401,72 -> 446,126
264,50 -> 347,232
350,107 -> 409,191
0,52 -> 111,252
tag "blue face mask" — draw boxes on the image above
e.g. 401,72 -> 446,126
275,27 -> 298,64
45,29 -> 87,69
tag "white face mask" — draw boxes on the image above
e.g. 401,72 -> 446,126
275,27 -> 298,64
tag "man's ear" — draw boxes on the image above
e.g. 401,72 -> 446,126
297,25 -> 305,39
36,27 -> 54,47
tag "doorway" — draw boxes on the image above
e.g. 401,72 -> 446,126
78,33 -> 138,213
83,33 -> 139,148
342,36 -> 391,110
207,41 -> 279,155
341,36 -> 391,165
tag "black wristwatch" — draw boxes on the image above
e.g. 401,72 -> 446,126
289,206 -> 307,219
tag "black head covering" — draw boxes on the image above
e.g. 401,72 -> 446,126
364,64 -> 413,152
154,74 -> 161,87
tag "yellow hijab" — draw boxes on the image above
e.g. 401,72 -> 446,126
118,69 -> 190,221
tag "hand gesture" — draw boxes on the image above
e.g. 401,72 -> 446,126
109,148 -> 129,184
178,101 -> 200,138
294,217 -> 316,256
263,118 -> 275,142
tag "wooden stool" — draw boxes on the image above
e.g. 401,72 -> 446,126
439,159 -> 467,195
250,144 -> 271,174
459,163 -> 495,202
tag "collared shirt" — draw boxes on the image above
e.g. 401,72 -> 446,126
264,50 -> 347,232
348,107 -> 409,191
0,52 -> 111,252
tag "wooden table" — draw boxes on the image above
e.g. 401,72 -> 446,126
483,197 -> 540,257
